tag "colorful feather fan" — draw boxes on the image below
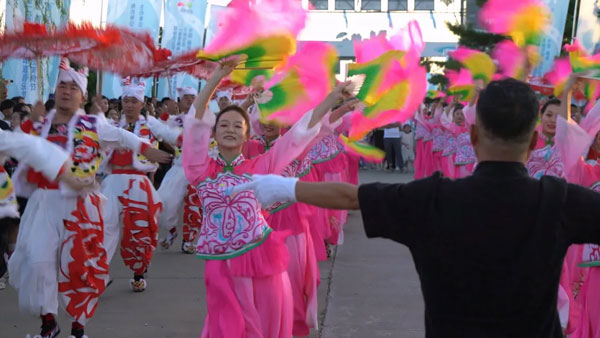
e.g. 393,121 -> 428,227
258,42 -> 338,124
427,90 -> 446,99
446,69 -> 475,102
543,57 -> 573,97
564,39 -> 600,73
339,134 -> 385,163
479,0 -> 551,47
449,47 -> 496,84
197,0 -> 306,85
491,40 -> 539,80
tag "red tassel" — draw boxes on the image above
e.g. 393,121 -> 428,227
23,22 -> 47,36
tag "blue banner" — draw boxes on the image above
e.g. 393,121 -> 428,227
2,0 -> 71,103
532,0 -> 570,77
102,0 -> 162,99
156,0 -> 208,100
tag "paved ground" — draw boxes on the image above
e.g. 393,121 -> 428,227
0,170 -> 424,338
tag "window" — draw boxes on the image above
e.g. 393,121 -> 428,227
388,0 -> 408,10
361,0 -> 381,10
335,0 -> 355,10
415,0 -> 435,10
309,0 -> 328,9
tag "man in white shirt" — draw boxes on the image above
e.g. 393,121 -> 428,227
383,124 -> 403,171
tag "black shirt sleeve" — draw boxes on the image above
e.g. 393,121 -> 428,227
358,177 -> 434,245
563,183 -> 600,245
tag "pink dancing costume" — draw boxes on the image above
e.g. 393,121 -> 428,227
440,112 -> 459,179
10,110 -> 145,325
261,115 -> 343,335
555,102 -> 600,338
453,104 -> 477,178
414,107 -> 440,178
414,111 -> 433,179
183,109 -> 322,338
524,112 -> 595,334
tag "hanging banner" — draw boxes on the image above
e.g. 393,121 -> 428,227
532,0 -> 570,77
576,0 -> 600,54
102,0 -> 162,99
2,0 -> 71,103
156,0 -> 208,100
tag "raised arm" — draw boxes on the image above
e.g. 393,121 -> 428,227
182,112 -> 213,186
193,59 -> 237,120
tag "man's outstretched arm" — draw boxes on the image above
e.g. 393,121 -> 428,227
296,181 -> 360,210
233,174 -> 359,210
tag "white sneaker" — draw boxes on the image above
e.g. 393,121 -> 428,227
181,241 -> 195,254
0,276 -> 6,290
130,278 -> 147,292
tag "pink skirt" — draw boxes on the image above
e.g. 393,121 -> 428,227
432,150 -> 443,174
441,155 -> 456,179
572,267 -> 600,338
560,245 -> 587,335
414,139 -> 425,179
455,162 -> 475,179
344,152 -> 360,185
313,154 -> 348,246
421,140 -> 435,178
201,231 -> 293,338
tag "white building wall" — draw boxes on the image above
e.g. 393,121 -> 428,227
299,0 -> 461,58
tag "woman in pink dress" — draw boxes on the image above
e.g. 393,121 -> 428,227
415,101 -> 443,178
554,99 -> 600,338
440,104 -> 466,179
183,61 -> 351,338
413,104 -> 433,179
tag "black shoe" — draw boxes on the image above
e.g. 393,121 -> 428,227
40,321 -> 60,338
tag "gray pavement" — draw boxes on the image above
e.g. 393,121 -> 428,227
0,170 -> 424,338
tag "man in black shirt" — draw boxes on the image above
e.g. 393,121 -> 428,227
235,79 -> 600,337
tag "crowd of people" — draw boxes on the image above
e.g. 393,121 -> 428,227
0,57 -> 363,338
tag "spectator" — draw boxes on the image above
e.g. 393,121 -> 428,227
383,123 -> 404,171
0,99 -> 14,130
10,111 -> 21,130
14,102 -> 31,118
10,96 -> 24,104
107,108 -> 120,123
401,124 -> 415,172
99,95 -> 110,114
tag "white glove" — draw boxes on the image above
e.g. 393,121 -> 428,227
232,174 -> 298,207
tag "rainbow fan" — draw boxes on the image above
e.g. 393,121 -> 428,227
543,57 -> 573,97
479,0 -> 551,47
345,21 -> 427,141
338,134 -> 385,163
564,39 -> 600,73
449,47 -> 496,84
258,42 -> 338,124
347,50 -> 408,112
347,66 -> 428,141
197,0 -> 306,85
446,69 -> 475,102
491,40 -> 540,80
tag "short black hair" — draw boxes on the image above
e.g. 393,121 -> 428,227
0,99 -> 14,112
476,78 -> 539,143
541,98 -> 561,115
44,99 -> 55,112
13,103 -> 28,113
10,96 -> 23,103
